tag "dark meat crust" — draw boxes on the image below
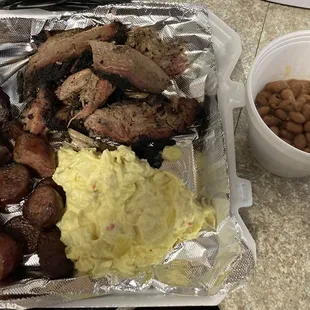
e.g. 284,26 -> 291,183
126,27 -> 188,76
90,41 -> 170,94
0,146 -> 12,167
13,133 -> 56,178
44,105 -> 87,134
23,59 -> 77,100
21,88 -> 53,135
70,49 -> 93,75
43,106 -> 74,131
56,69 -> 115,119
0,233 -> 22,281
38,229 -> 74,279
84,96 -> 199,144
23,23 -> 122,100
4,216 -> 40,254
37,177 -> 66,203
23,185 -> 64,229
7,121 -> 25,141
92,69 -> 133,91
32,28 -> 84,47
0,164 -> 31,207
0,87 -> 11,130
132,138 -> 176,169
56,68 -> 94,103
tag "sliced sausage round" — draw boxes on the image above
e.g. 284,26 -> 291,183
0,164 -> 31,207
0,145 -> 12,167
13,133 -> 56,178
23,185 -> 64,229
38,229 -> 73,279
0,232 -> 22,280
4,216 -> 40,254
37,177 -> 66,203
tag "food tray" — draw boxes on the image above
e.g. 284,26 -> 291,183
0,6 -> 256,307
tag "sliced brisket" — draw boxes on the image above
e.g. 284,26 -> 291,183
84,96 -> 199,143
90,41 -> 170,94
126,27 -> 188,76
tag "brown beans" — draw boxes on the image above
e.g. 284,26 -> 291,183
297,94 -> 310,101
269,93 -> 282,108
278,100 -> 293,111
263,115 -> 281,126
265,80 -> 288,93
294,134 -> 307,149
290,82 -> 303,98
288,79 -> 310,96
301,104 -> 310,121
304,121 -> 310,132
270,126 -> 279,136
275,109 -> 287,121
286,121 -> 303,133
257,106 -> 270,117
255,90 -> 272,106
255,79 -> 310,153
296,95 -> 306,104
292,101 -> 304,112
281,88 -> 295,101
288,111 -> 306,124
280,129 -> 294,141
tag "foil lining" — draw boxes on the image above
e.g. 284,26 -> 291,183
0,2 -> 255,308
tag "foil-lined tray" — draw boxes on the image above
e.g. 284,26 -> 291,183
0,2 -> 255,308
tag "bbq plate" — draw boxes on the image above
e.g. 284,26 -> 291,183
0,2 -> 256,308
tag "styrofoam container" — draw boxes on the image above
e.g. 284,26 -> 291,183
247,31 -> 310,178
0,8 -> 256,307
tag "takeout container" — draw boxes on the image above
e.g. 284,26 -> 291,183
0,7 -> 256,308
246,31 -> 310,178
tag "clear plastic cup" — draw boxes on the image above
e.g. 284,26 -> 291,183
246,31 -> 310,178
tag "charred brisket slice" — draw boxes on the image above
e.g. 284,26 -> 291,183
22,58 -> 77,100
32,28 -> 84,47
23,23 -> 124,100
56,69 -> 94,104
84,96 -> 199,144
126,27 -> 188,76
56,69 -> 115,119
26,23 -> 121,75
90,41 -> 170,94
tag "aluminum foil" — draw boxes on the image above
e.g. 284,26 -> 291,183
0,2 -> 255,308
